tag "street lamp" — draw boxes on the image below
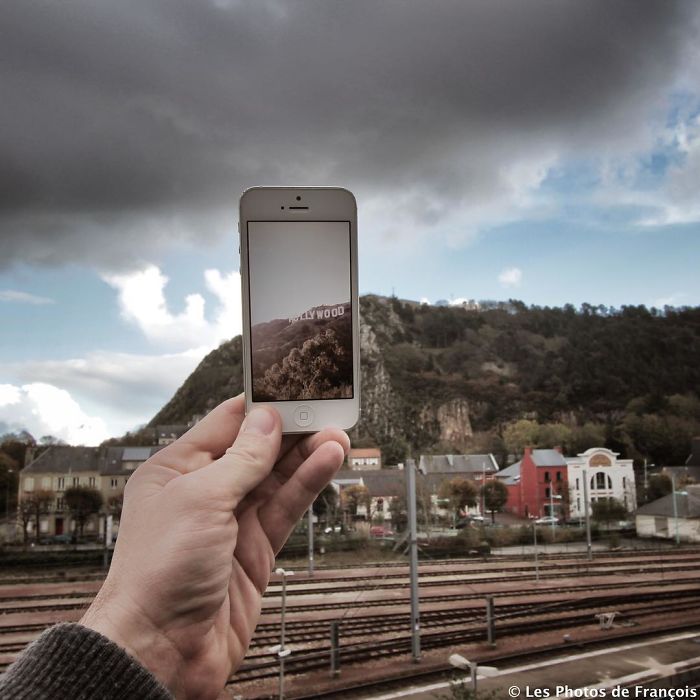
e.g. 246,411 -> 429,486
272,567 -> 294,700
448,654 -> 499,697
549,492 -> 562,539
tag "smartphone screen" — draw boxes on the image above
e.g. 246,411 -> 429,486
246,220 -> 354,402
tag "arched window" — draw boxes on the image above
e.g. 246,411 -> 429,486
593,472 -> 612,490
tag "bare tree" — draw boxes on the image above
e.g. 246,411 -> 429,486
19,490 -> 54,543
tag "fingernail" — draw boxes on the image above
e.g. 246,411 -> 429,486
242,407 -> 275,435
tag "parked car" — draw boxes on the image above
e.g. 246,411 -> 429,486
370,525 -> 394,538
534,515 -> 559,525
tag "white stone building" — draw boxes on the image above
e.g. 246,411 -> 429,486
566,447 -> 636,519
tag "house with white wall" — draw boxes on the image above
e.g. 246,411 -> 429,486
566,447 -> 636,519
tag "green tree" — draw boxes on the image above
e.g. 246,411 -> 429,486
568,422 -> 607,454
481,480 -> 508,523
439,477 -> 478,525
313,484 -> 338,525
646,474 -> 672,503
0,452 -> 19,518
503,420 -> 539,457
591,497 -> 627,531
65,486 -> 103,538
537,423 -> 572,451
340,484 -> 370,518
107,494 -> 123,519
382,436 -> 410,466
389,493 -> 408,532
256,329 -> 352,400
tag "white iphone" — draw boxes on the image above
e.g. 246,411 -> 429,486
239,187 -> 360,433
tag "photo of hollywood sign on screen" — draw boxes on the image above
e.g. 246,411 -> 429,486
247,221 -> 353,402
251,301 -> 353,401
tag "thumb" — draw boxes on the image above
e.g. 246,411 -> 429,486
198,406 -> 282,507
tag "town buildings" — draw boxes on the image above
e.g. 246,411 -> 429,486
498,446 -> 637,521
331,452 -> 499,523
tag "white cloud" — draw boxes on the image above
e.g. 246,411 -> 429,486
0,382 -> 108,445
0,289 -> 55,305
1,266 -> 242,442
498,267 -> 523,288
8,348 -> 207,439
103,265 -> 241,351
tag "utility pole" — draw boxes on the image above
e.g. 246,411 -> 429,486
406,458 -> 421,662
583,469 -> 592,560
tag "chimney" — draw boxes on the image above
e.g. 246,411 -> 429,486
553,446 -> 563,454
524,446 -> 533,457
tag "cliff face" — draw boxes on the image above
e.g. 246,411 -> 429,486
149,295 -> 472,453
148,294 -> 700,465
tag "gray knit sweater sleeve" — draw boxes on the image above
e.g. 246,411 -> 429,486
0,623 -> 173,700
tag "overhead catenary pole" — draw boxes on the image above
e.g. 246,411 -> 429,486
406,458 -> 421,662
671,474 -> 680,546
582,469 -> 592,561
533,520 -> 539,583
307,507 -> 314,575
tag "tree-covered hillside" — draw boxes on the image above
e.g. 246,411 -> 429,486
147,295 -> 700,467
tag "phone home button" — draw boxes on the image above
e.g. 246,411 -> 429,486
294,405 -> 314,429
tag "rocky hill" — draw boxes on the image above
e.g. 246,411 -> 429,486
149,295 -> 700,466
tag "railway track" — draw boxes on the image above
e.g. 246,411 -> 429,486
231,588 -> 700,682
2,549 -> 700,682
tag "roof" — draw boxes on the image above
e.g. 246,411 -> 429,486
23,445 -> 163,477
348,448 -> 381,458
359,470 -> 405,497
528,449 -> 567,467
635,487 -> 700,519
497,461 -> 521,478
122,447 -> 152,461
331,470 -> 363,487
418,454 -> 498,475
22,446 -> 98,474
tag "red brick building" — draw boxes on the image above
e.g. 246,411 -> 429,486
497,447 -> 569,520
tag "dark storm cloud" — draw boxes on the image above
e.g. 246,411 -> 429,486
0,0 -> 697,268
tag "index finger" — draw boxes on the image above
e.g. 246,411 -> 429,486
152,394 -> 306,474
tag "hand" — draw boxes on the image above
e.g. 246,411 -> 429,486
80,395 -> 349,699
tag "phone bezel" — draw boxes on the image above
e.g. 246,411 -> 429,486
239,186 -> 360,433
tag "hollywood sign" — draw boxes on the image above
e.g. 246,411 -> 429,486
289,305 -> 345,324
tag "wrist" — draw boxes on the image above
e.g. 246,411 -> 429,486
80,591 -> 184,697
